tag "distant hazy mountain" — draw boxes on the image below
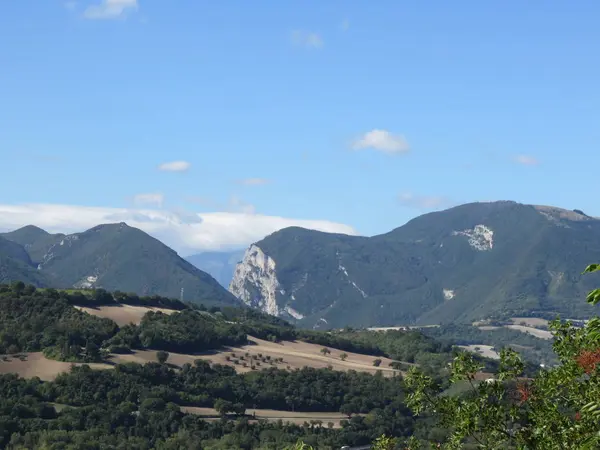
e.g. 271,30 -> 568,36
0,223 -> 241,307
186,250 -> 245,288
230,201 -> 600,329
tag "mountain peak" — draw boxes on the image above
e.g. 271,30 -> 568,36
4,224 -> 50,239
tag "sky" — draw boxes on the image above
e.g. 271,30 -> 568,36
1,1 -> 600,255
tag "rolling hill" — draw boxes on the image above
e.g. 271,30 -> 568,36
230,201 -> 600,328
0,223 -> 240,307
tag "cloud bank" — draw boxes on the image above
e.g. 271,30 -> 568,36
0,203 -> 358,256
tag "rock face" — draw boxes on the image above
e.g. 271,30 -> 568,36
230,245 -> 282,316
228,201 -> 600,329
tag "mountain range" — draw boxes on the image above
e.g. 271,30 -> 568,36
229,201 -> 600,329
3,200 -> 600,330
186,250 -> 245,288
0,223 -> 239,307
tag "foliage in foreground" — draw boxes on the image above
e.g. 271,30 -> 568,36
403,264 -> 600,449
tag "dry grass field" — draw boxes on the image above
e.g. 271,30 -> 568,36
0,352 -> 112,381
73,304 -> 176,326
458,344 -> 500,360
181,406 -> 352,427
108,336 -> 401,377
475,317 -> 554,340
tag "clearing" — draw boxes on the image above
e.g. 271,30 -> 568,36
459,345 -> 500,360
0,339 -> 401,381
108,336 -> 400,377
475,317 -> 554,340
181,406 -> 352,428
73,304 -> 176,326
0,352 -> 112,381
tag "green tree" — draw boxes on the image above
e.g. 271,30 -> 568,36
156,350 -> 169,364
405,263 -> 600,449
320,347 -> 331,357
340,352 -> 348,361
214,399 -> 234,416
372,434 -> 399,450
373,358 -> 382,367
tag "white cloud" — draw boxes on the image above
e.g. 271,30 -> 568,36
352,129 -> 410,155
0,203 -> 358,255
236,178 -> 270,186
84,0 -> 138,20
133,193 -> 164,207
513,154 -> 539,166
227,196 -> 255,214
397,192 -> 454,210
291,30 -> 323,49
157,160 -> 191,172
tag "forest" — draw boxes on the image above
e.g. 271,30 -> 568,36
0,282 -> 456,448
4,280 -> 596,449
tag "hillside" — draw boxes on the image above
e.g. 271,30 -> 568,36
230,201 -> 600,329
0,236 -> 50,286
0,225 -> 64,265
0,223 -> 240,307
186,249 -> 245,288
0,283 -> 538,448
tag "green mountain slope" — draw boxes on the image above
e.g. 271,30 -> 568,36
230,201 -> 600,328
0,236 -> 50,285
0,223 -> 241,307
0,225 -> 64,265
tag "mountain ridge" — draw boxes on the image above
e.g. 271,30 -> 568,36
0,223 -> 240,307
229,200 -> 600,328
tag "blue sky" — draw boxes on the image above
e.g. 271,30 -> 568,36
1,1 -> 599,253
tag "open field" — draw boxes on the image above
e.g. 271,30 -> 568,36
49,403 -> 351,428
504,324 -> 553,339
0,337 -> 401,381
0,352 -> 112,381
458,345 -> 500,360
509,317 -> 549,328
73,304 -> 177,326
110,336 -> 401,376
475,317 -> 554,340
200,336 -> 401,375
181,406 -> 352,427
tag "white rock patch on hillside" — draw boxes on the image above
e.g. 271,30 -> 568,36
452,224 -> 494,251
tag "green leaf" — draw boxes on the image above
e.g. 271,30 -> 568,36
583,263 -> 600,274
586,288 -> 600,305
